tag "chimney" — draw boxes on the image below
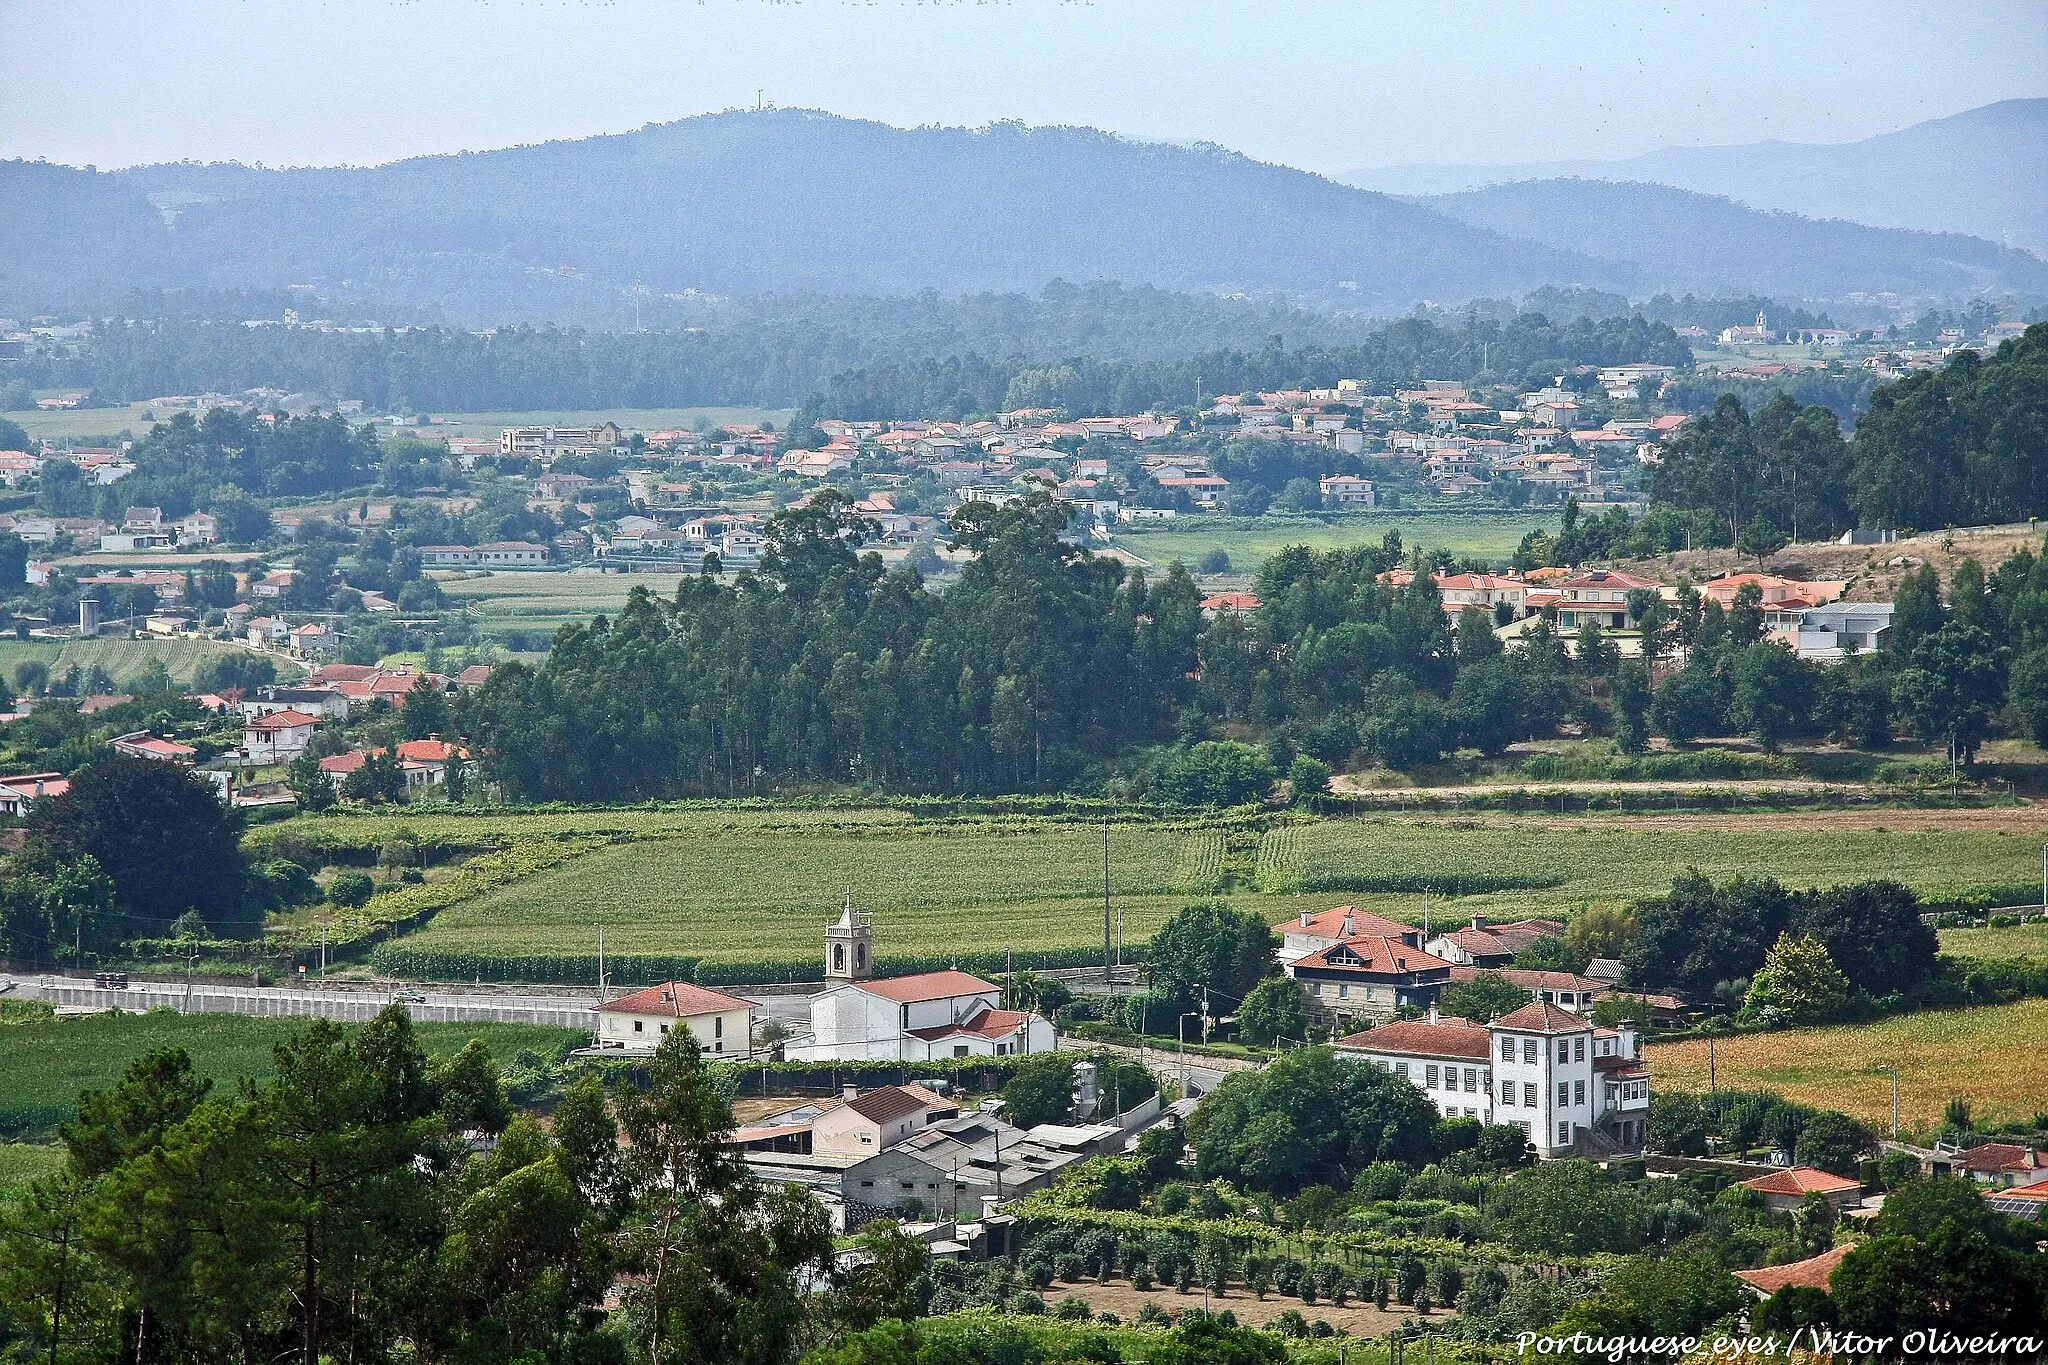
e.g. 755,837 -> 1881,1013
842,1083 -> 860,1103
1341,913 -> 1355,937
1471,913 -> 1487,931
1299,910 -> 1311,928
1428,1002 -> 1439,1025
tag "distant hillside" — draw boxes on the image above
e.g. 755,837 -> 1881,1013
1,111 -> 1630,322
1413,179 -> 2048,301
1347,98 -> 2048,257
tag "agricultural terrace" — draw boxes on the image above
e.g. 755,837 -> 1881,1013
0,637 -> 292,687
1647,998 -> 2048,1137
436,570 -> 688,643
291,804 -> 2041,979
0,1009 -> 586,1142
1111,510 -> 1559,573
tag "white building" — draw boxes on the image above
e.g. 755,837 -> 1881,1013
1318,475 -> 1377,507
781,906 -> 1055,1062
595,980 -> 753,1056
1335,1000 -> 1649,1158
242,709 -> 320,765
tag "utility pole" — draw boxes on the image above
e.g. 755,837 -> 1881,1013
1885,1065 -> 1899,1139
1102,814 -> 1113,979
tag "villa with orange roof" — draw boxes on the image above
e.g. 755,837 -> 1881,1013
596,979 -> 754,1056
1741,1166 -> 1864,1213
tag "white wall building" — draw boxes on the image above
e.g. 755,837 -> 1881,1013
596,980 -> 753,1056
1335,1001 -> 1649,1157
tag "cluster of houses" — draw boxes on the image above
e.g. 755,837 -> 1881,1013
230,663 -> 489,780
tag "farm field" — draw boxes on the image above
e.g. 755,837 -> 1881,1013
1112,510 -> 1559,572
12,401 -> 161,441
399,818 -> 1230,969
1254,811 -> 2040,920
1647,999 -> 2048,1136
0,1010 -> 587,1141
1940,919 -> 2048,963
438,569 -> 690,642
425,406 -> 792,438
0,1143 -> 62,1199
0,636 -> 289,688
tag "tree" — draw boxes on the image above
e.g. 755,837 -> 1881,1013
1496,1160 -> 1639,1255
1147,902 -> 1274,1019
1729,642 -> 1810,751
1610,659 -> 1650,754
1567,902 -> 1638,964
1736,515 -> 1788,565
2010,643 -> 2048,746
1891,564 -> 1945,657
1186,1047 -> 1436,1194
1646,1093 -> 1709,1157
1440,971 -> 1529,1023
1649,665 -> 1725,745
1892,620 -> 2008,765
27,756 -> 254,941
1832,1176 -> 2048,1340
1285,754 -> 1329,804
433,1038 -> 511,1136
1789,880 -> 1935,997
399,676 -> 451,741
1793,1110 -> 1876,1177
1449,656 -> 1526,757
343,749 -> 406,805
1002,1055 -> 1076,1128
1741,932 -> 1849,1025
1236,977 -> 1308,1046
286,752 -> 335,811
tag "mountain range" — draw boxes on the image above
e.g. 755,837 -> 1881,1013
3,105 -> 2044,326
1347,98 -> 2048,257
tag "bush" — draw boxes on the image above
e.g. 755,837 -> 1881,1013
328,870 -> 375,908
1055,1295 -> 1092,1321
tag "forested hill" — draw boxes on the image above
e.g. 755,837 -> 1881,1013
1413,180 -> 2048,301
2,111 -> 1629,320
19,306 -> 1693,416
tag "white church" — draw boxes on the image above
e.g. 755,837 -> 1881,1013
780,902 -> 1058,1063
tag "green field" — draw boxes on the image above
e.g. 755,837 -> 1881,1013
0,1143 -> 63,1198
1112,510 -> 1559,573
424,407 -> 792,439
10,402 -> 161,441
1941,919 -> 2048,963
333,804 -> 2038,980
0,1010 -> 587,1141
0,636 -> 294,689
1255,814 -> 2036,920
438,569 -> 689,640
398,815 -> 1227,968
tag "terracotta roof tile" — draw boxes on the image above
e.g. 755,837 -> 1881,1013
1740,1167 -> 1861,1198
1733,1243 -> 1855,1295
600,980 -> 751,1017
853,970 -> 998,1004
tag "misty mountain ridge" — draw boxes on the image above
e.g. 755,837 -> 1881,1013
1346,98 -> 2048,256
3,106 -> 2041,327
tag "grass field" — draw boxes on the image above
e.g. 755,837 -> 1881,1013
438,569 -> 689,640
1112,511 -> 1560,572
0,637 -> 291,688
1647,999 -> 2048,1136
1254,812 -> 2038,920
401,816 -> 1228,967
425,407 -> 792,439
1941,919 -> 2048,963
10,402 -> 161,441
0,1011 -> 587,1141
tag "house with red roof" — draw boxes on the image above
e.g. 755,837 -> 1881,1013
1554,569 -> 1661,631
1740,1166 -> 1864,1213
1424,914 -> 1568,968
109,731 -> 197,764
242,709 -> 320,765
0,772 -> 69,817
1283,934 -> 1454,1024
1733,1243 -> 1856,1297
1277,905 -> 1422,963
1947,1142 -> 2048,1189
596,980 -> 753,1056
782,904 -> 1054,1062
1198,592 -> 1263,619
1333,1009 -> 1496,1123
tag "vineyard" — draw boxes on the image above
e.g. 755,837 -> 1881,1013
383,817 -> 1232,980
1255,813 -> 2040,918
1941,919 -> 2048,964
1646,998 -> 2048,1136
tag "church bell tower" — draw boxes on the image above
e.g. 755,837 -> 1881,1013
825,893 -> 873,981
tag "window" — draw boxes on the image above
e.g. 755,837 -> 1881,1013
1395,1061 -> 1410,1078
1557,1082 -> 1569,1108
1522,1039 -> 1538,1064
1500,1036 -> 1514,1061
953,1045 -> 969,1058
1523,1083 -> 1537,1108
858,1133 -> 873,1145
1557,1040 -> 1570,1063
900,1182 -> 915,1192
860,1180 -> 874,1188
715,1017 -> 724,1038
1500,1080 -> 1515,1105
633,1020 -> 644,1034
1426,1065 -> 1439,1089
1338,983 -> 1349,999
833,944 -> 845,971
1574,1037 -> 1585,1062
660,1024 -> 670,1034
901,1005 -> 910,1029
1464,1067 -> 1477,1091
1558,1122 -> 1571,1146
1575,1080 -> 1586,1106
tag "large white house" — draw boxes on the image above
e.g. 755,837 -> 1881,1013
596,980 -> 753,1056
1335,1001 -> 1649,1158
781,906 -> 1055,1062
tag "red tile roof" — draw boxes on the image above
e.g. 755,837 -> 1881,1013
1334,1017 -> 1493,1061
907,1007 -> 1032,1041
319,752 -> 367,774
1295,935 -> 1452,975
1733,1243 -> 1854,1295
841,1085 -> 932,1124
600,980 -> 751,1017
1741,1167 -> 1861,1198
854,970 -> 999,1004
246,709 -> 321,731
396,739 -> 467,763
1494,1001 -> 1589,1034
1957,1142 -> 2044,1175
1285,906 -> 1418,942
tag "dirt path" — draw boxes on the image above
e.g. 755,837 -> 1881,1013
1036,1278 -> 1438,1336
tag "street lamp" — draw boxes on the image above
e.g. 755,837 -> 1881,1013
1179,1011 -> 1201,1095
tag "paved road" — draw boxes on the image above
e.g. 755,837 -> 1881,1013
5,974 -> 600,1028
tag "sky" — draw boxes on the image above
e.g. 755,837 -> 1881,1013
3,0 -> 2044,176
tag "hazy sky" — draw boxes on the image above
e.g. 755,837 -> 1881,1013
4,0 -> 2044,175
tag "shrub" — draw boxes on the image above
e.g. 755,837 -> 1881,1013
1055,1296 -> 1091,1321
328,870 -> 375,908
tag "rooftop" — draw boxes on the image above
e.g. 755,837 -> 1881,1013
600,980 -> 751,1017
1741,1167 -> 1861,1198
852,970 -> 999,1004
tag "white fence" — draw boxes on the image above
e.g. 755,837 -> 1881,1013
25,979 -> 597,1029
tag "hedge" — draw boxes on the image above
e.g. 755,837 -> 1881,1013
366,943 -> 1126,988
